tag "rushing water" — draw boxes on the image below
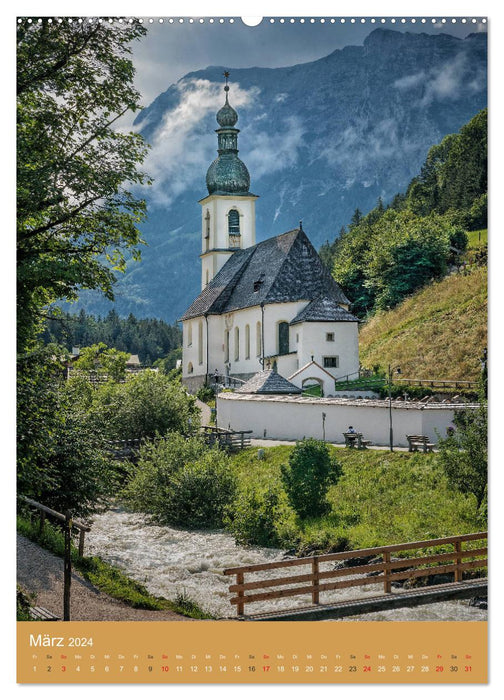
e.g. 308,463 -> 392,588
86,507 -> 487,621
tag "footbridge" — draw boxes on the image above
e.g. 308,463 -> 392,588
223,532 -> 487,621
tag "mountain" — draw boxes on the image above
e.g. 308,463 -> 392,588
71,28 -> 487,323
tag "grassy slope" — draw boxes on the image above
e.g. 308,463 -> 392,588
358,265 -> 487,381
230,446 -> 482,552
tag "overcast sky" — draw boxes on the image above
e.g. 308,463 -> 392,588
131,17 -> 487,106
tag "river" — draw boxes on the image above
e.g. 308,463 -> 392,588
86,506 -> 487,621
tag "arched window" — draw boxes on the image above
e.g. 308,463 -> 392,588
278,321 -> 289,355
224,330 -> 230,363
256,321 -> 262,357
234,326 -> 240,361
245,324 -> 250,359
198,320 -> 203,365
188,362 -> 193,374
228,209 -> 241,248
205,269 -> 209,287
204,210 -> 210,251
187,323 -> 193,347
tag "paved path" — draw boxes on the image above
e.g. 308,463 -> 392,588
250,438 -> 410,452
17,535 -> 190,621
195,398 -> 212,426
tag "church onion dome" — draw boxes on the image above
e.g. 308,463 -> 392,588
205,73 -> 252,196
216,92 -> 238,127
206,155 -> 250,195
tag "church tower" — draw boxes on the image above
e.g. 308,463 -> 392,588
199,73 -> 258,290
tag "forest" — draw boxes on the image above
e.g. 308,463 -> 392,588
40,309 -> 182,367
319,109 -> 487,318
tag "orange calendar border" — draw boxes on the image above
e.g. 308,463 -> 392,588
17,620 -> 488,684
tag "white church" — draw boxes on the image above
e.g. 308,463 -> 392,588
180,78 -> 360,396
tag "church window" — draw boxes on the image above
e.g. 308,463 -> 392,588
198,321 -> 203,365
188,362 -> 193,374
228,209 -> 241,248
245,324 -> 250,359
187,323 -> 193,347
204,211 -> 210,251
234,326 -> 240,361
256,322 -> 262,357
205,269 -> 209,287
326,332 -> 335,342
224,330 -> 230,363
278,321 -> 290,355
323,356 -> 339,368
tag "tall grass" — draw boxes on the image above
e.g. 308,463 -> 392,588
230,446 -> 484,553
358,266 -> 487,380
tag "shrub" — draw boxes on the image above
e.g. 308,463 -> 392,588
227,480 -> 295,547
89,371 -> 199,440
436,402 -> 487,512
124,433 -> 236,528
281,439 -> 342,519
196,384 -> 215,404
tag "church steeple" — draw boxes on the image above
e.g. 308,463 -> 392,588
206,73 -> 251,196
199,73 -> 258,291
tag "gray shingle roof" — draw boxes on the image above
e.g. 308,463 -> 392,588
180,227 -> 351,321
290,294 -> 359,325
235,368 -> 302,394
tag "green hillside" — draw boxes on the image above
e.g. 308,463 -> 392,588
358,264 -> 487,381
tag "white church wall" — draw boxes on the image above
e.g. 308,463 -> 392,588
298,321 -> 359,380
261,301 -> 306,358
216,393 -> 461,447
182,316 -> 206,381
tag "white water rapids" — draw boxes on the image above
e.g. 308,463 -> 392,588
86,506 -> 487,621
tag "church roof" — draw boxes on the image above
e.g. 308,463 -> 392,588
290,294 -> 359,325
180,227 -> 351,320
235,368 -> 302,395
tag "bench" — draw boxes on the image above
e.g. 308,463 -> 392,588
343,433 -> 372,449
29,606 -> 60,621
406,435 -> 435,453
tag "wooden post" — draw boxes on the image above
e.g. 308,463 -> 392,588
312,557 -> 320,604
63,510 -> 72,621
78,528 -> 86,558
38,511 -> 46,535
383,551 -> 391,593
236,572 -> 245,616
454,540 -> 463,583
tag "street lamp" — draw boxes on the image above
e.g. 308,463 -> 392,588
388,364 -> 401,451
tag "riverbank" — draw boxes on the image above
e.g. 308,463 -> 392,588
16,514 -> 213,620
16,534 -> 190,621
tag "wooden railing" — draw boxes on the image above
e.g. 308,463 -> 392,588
394,378 -> 479,390
19,495 -> 91,557
201,425 -> 252,451
223,532 -> 487,617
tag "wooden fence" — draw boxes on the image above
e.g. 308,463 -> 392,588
201,425 -> 252,451
19,495 -> 91,557
394,378 -> 479,390
223,532 -> 487,617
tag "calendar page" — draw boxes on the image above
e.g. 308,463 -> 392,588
16,13 -> 488,686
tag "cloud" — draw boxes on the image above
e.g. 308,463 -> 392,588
242,116 -> 305,180
139,78 -> 304,207
393,71 -> 427,90
140,78 -> 258,206
394,53 -> 485,106
317,117 -> 423,189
